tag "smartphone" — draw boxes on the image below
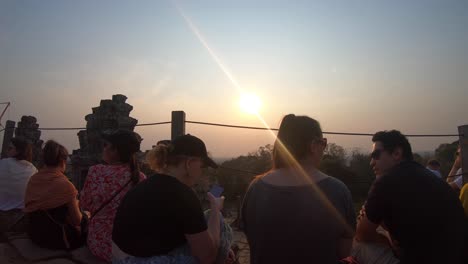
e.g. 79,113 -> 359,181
209,184 -> 224,198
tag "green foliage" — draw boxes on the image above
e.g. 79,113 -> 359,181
348,150 -> 374,203
213,144 -> 272,206
412,153 -> 423,164
323,143 -> 346,164
435,141 -> 459,176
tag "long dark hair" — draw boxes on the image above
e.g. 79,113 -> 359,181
11,137 -> 33,162
103,130 -> 141,185
272,114 -> 323,169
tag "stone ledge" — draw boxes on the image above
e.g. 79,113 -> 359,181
71,246 -> 107,264
36,259 -> 76,264
10,238 -> 69,262
0,243 -> 28,264
5,232 -> 29,241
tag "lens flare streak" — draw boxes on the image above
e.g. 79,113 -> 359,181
175,1 -> 353,235
174,2 -> 242,93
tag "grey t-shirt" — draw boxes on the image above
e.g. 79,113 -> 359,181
241,176 -> 356,264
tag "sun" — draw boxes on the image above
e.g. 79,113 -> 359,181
239,93 -> 262,115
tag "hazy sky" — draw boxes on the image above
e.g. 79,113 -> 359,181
1,0 -> 467,158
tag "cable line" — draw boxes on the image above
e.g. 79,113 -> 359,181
186,120 -> 462,137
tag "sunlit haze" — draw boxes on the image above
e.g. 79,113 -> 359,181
239,93 -> 262,115
1,0 -> 467,159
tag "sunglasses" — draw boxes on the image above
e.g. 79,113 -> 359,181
370,149 -> 383,160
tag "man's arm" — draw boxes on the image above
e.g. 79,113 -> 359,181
447,150 -> 461,188
355,207 -> 380,243
356,207 -> 393,245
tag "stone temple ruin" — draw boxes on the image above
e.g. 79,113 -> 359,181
0,94 -> 142,190
0,116 -> 43,166
71,94 -> 139,190
15,116 -> 43,166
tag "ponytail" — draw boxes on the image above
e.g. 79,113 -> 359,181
129,153 -> 140,186
273,114 -> 323,169
273,114 -> 297,169
102,129 -> 142,186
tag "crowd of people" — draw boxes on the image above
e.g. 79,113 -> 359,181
0,114 -> 467,264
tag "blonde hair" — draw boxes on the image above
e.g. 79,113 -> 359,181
147,145 -> 169,172
146,144 -> 188,172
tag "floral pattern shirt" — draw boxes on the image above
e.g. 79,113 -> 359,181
80,164 -> 146,262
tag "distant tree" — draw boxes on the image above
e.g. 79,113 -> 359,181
413,153 -> 423,165
320,143 -> 348,184
320,159 -> 354,185
435,141 -> 459,177
214,144 -> 272,208
348,150 -> 374,203
323,143 -> 346,165
412,152 -> 431,168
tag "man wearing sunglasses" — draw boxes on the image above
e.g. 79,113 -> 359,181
354,130 -> 466,264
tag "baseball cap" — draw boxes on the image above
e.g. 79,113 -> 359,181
170,134 -> 218,169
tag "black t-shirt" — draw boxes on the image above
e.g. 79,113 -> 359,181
365,161 -> 466,263
112,173 -> 207,257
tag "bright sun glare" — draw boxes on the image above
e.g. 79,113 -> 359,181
239,93 -> 262,115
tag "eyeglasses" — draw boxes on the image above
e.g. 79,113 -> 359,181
314,138 -> 327,146
370,149 -> 383,160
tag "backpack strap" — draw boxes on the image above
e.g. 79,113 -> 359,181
90,179 -> 132,220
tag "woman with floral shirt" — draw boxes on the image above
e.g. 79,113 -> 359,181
80,130 -> 146,262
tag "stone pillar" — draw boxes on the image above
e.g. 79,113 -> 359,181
459,125 -> 468,185
1,120 -> 15,159
171,111 -> 185,140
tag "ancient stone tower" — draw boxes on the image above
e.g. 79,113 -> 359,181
1,116 -> 43,166
71,94 -> 139,190
15,116 -> 43,166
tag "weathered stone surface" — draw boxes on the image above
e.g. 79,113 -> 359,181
10,238 -> 69,261
14,115 -> 43,166
0,243 -> 28,264
36,258 -> 76,264
0,120 -> 15,159
71,246 -> 107,264
5,232 -> 29,241
71,94 -> 140,190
